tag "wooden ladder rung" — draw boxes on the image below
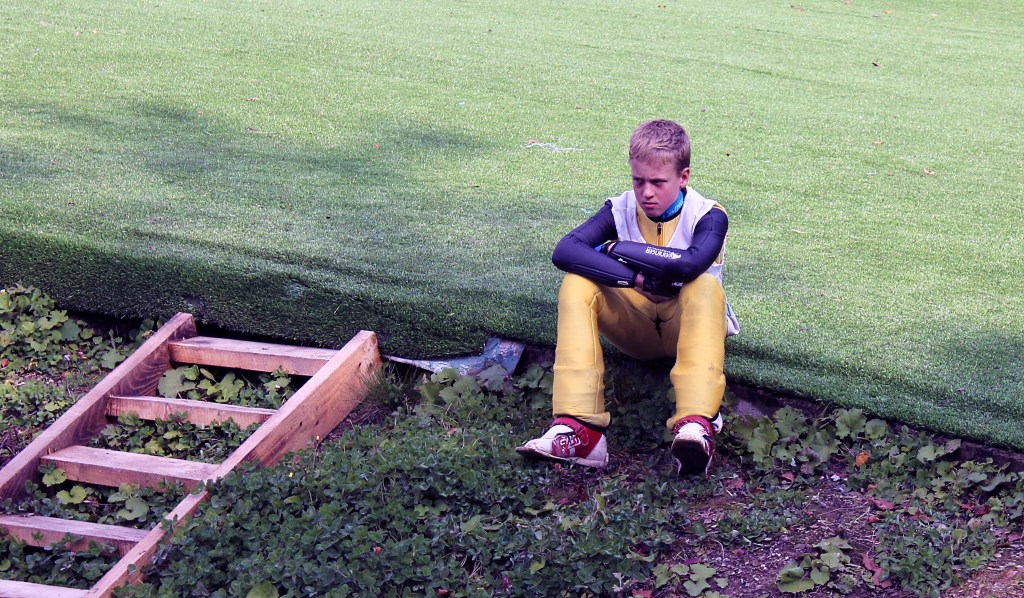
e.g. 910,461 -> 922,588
0,514 -> 148,557
106,395 -> 276,428
0,579 -> 87,598
40,446 -> 218,491
168,336 -> 336,376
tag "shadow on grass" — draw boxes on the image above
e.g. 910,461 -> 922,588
1,98 -> 558,358
0,144 -> 62,183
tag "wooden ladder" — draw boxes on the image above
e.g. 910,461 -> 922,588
0,313 -> 382,597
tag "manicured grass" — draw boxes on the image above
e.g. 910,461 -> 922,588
1,1 -> 1022,448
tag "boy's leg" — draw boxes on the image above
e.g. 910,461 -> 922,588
551,273 -> 666,428
664,273 -> 728,429
517,274 -> 664,467
661,274 -> 728,476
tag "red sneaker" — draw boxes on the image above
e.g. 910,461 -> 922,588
671,415 -> 716,477
516,417 -> 608,468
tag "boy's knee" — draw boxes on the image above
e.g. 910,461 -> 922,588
558,273 -> 601,302
679,274 -> 724,303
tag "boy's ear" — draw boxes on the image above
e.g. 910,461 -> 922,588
679,167 -> 690,188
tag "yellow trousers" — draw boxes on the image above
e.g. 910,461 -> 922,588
552,273 -> 727,430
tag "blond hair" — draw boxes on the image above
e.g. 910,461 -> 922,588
628,119 -> 690,171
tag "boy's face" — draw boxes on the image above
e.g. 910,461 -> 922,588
629,158 -> 690,219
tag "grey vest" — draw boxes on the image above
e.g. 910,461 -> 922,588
609,188 -> 740,336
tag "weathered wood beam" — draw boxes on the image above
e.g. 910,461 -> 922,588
0,579 -> 87,598
40,446 -> 217,492
0,514 -> 147,557
106,395 -> 276,428
167,336 -> 336,376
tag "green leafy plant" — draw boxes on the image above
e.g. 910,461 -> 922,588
776,536 -> 857,594
727,406 -> 842,479
115,365 -> 699,597
3,464 -> 187,530
157,365 -> 297,409
91,412 -> 258,463
715,488 -> 813,546
0,284 -> 148,374
653,561 -> 728,596
1,285 -> 153,467
0,532 -> 120,589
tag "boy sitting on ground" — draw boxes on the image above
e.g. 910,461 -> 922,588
517,119 -> 739,476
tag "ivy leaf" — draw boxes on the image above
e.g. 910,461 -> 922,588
461,515 -> 482,533
729,415 -> 760,444
217,373 -> 245,402
777,572 -> 815,593
246,582 -> 280,598
653,564 -> 674,588
42,468 -> 67,486
476,364 -> 508,392
59,319 -> 82,341
917,441 -> 960,462
683,578 -> 710,596
688,563 -> 716,581
118,497 -> 150,521
144,439 -> 166,455
810,565 -> 830,585
835,408 -> 866,438
263,375 -> 291,393
529,559 -> 545,574
159,368 -> 197,398
864,418 -> 888,439
56,485 -> 88,505
774,407 -> 805,439
748,424 -> 780,462
100,348 -> 125,370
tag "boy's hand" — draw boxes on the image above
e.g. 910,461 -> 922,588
640,272 -> 681,297
634,273 -> 673,303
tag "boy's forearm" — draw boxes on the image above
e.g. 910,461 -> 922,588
551,203 -> 638,288
604,209 -> 727,283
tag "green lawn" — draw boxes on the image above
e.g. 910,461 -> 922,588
2,0 -> 1022,448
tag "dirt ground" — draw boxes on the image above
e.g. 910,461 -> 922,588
592,439 -> 1024,598
667,386 -> 1024,598
690,471 -> 1024,598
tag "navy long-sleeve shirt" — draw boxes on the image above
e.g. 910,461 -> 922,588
551,200 -> 728,289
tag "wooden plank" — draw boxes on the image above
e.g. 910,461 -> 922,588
0,313 -> 197,501
106,395 -> 276,428
87,331 -> 382,597
0,514 -> 147,557
40,446 -> 218,491
167,336 -> 336,376
84,489 -> 208,598
0,580 -> 87,598
216,330 -> 381,470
